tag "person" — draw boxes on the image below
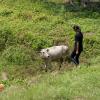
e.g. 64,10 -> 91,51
70,25 -> 83,66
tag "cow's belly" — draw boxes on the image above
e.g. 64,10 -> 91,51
49,47 -> 62,55
48,49 -> 64,60
50,54 -> 62,60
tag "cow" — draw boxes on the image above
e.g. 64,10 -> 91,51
40,45 -> 69,72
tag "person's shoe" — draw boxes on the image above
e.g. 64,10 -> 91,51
77,64 -> 81,68
71,58 -> 78,65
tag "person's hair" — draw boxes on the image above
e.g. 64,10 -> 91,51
73,25 -> 81,32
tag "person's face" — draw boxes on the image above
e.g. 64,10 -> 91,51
74,28 -> 80,33
73,28 -> 77,32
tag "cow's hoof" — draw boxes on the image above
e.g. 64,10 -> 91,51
59,68 -> 61,70
45,69 -> 47,72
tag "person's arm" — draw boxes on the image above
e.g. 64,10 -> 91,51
76,42 -> 79,54
75,33 -> 80,54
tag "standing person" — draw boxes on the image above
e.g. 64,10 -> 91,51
70,25 -> 83,66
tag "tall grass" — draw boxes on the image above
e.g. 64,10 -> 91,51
0,0 -> 100,99
0,65 -> 100,100
0,0 -> 100,78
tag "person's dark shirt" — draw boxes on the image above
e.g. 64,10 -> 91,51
74,32 -> 83,51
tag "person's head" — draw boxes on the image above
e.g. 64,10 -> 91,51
73,25 -> 81,32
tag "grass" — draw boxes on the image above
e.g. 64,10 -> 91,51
0,65 -> 100,100
0,0 -> 100,99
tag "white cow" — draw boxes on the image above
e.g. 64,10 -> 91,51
40,45 -> 68,72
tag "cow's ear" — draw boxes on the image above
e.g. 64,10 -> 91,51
47,49 -> 49,52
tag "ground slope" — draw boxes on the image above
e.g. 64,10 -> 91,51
0,65 -> 100,100
0,1 -> 100,100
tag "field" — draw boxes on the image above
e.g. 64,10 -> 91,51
0,0 -> 100,100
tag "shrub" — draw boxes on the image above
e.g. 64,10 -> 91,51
0,28 -> 16,51
1,45 -> 34,65
22,34 -> 53,50
32,36 -> 53,50
0,10 -> 13,16
18,11 -> 33,20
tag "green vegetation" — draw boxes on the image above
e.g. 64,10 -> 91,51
0,0 -> 100,99
0,65 -> 100,100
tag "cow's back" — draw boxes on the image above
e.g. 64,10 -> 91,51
47,45 -> 68,59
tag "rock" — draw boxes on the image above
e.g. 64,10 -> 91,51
0,84 -> 4,92
1,72 -> 8,81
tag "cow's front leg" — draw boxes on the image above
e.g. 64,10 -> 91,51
44,62 -> 48,72
44,59 -> 50,72
59,58 -> 63,70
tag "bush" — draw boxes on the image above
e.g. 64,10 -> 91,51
0,28 -> 16,51
83,37 -> 100,59
1,45 -> 34,65
22,34 -> 53,50
32,36 -> 53,50
0,10 -> 13,17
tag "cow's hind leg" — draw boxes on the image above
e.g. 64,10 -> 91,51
59,58 -> 63,70
44,60 -> 51,72
45,64 -> 47,72
44,61 -> 48,72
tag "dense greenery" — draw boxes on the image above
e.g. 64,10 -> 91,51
0,0 -> 100,99
0,65 -> 100,100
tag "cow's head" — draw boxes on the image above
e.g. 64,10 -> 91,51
40,49 -> 50,59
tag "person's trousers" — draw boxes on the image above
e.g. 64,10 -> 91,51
70,50 -> 82,65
